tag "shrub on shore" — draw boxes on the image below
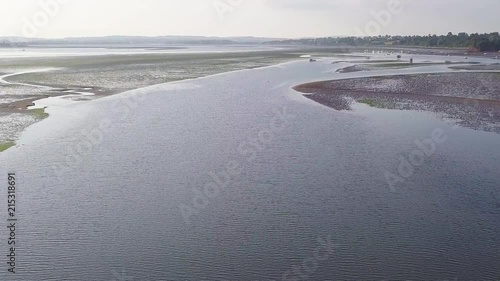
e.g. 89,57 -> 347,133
0,141 -> 15,152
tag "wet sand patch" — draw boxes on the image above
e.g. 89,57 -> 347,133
294,72 -> 500,133
0,48 -> 335,147
336,61 -> 480,73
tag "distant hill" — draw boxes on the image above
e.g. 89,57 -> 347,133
267,32 -> 500,52
0,35 -> 284,47
0,39 -> 27,48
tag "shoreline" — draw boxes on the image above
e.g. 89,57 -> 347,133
0,56 -> 305,112
0,53 -> 309,150
293,72 -> 500,134
2,49 -> 499,152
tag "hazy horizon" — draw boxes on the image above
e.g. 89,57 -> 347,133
1,0 -> 499,39
1,2 -> 500,281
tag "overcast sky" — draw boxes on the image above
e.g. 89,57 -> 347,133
1,0 -> 499,38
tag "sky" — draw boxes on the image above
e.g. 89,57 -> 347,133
0,0 -> 499,39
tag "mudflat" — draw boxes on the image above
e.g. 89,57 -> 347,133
294,72 -> 500,133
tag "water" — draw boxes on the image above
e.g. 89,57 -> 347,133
0,45 -> 281,58
0,60 -> 499,280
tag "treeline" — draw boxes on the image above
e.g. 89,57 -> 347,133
268,32 -> 500,52
0,41 -> 28,48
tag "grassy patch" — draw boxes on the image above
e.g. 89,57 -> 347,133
29,108 -> 49,119
0,141 -> 15,152
358,99 -> 387,108
374,62 -> 479,68
353,60 -> 399,64
374,62 -> 440,68
377,63 -> 417,67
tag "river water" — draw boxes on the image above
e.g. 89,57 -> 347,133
0,58 -> 499,280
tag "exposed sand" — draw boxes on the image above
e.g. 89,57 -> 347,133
335,61 -> 480,73
294,72 -> 500,133
0,47 -> 350,145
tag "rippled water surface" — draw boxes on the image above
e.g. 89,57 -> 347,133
0,45 -> 280,58
0,60 -> 499,280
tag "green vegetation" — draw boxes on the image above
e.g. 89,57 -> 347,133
29,108 -> 49,119
358,99 -> 386,109
270,32 -> 500,52
0,141 -> 15,152
376,62 -> 435,68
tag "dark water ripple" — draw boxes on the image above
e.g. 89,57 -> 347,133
0,61 -> 499,280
